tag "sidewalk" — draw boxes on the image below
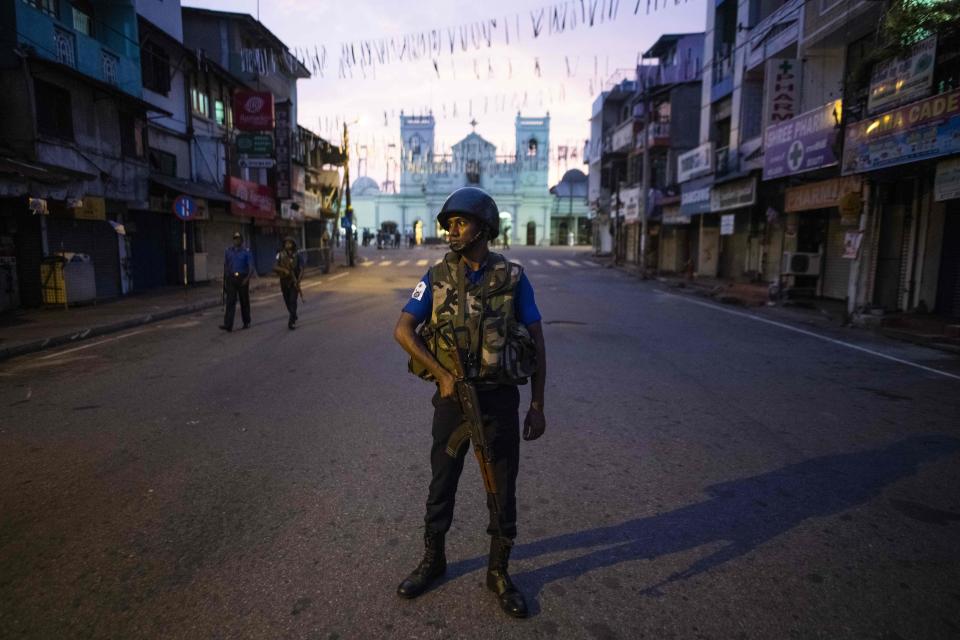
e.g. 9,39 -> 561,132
594,254 -> 960,355
0,267 -> 332,362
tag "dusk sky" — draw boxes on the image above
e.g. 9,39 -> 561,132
183,0 -> 708,186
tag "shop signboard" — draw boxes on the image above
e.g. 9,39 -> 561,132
868,36 -> 936,115
274,101 -> 292,200
238,156 -> 276,169
720,214 -> 735,236
677,142 -> 713,183
236,133 -> 273,156
621,186 -> 643,221
711,177 -> 756,212
934,157 -> 960,202
661,204 -> 690,225
680,176 -> 712,215
70,197 -> 106,220
763,100 -> 841,180
233,91 -> 274,131
228,176 -> 275,219
784,176 -> 861,213
842,88 -> 960,175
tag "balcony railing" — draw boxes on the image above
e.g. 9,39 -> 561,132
611,119 -> 636,152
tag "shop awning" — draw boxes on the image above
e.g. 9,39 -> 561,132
149,174 -> 231,203
0,155 -> 96,184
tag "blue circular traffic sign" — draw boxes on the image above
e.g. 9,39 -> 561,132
173,195 -> 196,221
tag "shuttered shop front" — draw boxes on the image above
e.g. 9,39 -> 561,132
45,216 -> 120,299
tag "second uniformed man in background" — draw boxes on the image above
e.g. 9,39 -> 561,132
274,236 -> 303,330
393,186 -> 547,618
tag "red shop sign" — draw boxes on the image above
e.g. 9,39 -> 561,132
233,91 -> 275,131
229,176 -> 275,219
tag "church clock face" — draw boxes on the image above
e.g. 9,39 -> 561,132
522,172 -> 539,186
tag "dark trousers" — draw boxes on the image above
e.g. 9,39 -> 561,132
281,283 -> 298,323
223,276 -> 250,329
425,385 -> 520,539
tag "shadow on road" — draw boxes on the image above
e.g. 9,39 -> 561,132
444,435 -> 960,604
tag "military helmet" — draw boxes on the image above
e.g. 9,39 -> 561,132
437,187 -> 500,237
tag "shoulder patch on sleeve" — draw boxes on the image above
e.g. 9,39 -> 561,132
411,281 -> 427,301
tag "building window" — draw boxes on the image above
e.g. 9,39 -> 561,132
22,0 -> 58,19
190,74 -> 209,118
102,50 -> 119,85
527,138 -> 538,157
466,159 -> 480,184
53,28 -> 76,68
34,79 -> 73,140
120,112 -> 145,158
71,1 -> 94,36
141,42 -> 171,95
409,134 -> 421,158
214,99 -> 226,126
149,148 -> 177,177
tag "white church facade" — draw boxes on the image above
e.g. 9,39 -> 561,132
350,113 -> 556,246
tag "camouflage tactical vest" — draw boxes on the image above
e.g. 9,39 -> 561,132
409,251 -> 537,385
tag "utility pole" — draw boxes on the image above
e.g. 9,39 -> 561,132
343,122 -> 355,267
639,88 -> 651,278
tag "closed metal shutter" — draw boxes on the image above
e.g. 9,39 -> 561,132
46,217 -> 120,299
625,223 -> 638,263
13,207 -> 44,308
821,213 -> 851,300
128,210 -> 170,291
936,205 -> 960,318
204,217 -> 245,280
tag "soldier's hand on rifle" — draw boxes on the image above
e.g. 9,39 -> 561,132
523,404 -> 546,441
437,370 -> 457,399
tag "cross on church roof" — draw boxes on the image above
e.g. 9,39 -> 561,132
469,118 -> 478,131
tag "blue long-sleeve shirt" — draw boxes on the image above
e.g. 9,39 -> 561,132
224,246 -> 254,277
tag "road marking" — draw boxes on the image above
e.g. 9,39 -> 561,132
38,329 -> 151,360
397,260 -> 410,266
530,259 -> 541,266
377,260 -> 391,267
583,261 -> 600,267
361,261 -> 373,267
547,259 -> 564,267
657,290 -> 960,382
564,260 -> 580,267
435,258 -> 443,265
416,259 -> 429,266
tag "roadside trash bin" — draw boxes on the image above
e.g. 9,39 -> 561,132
41,253 -> 96,307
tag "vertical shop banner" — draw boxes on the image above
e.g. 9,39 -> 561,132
868,36 -> 937,115
274,101 -> 292,200
934,157 -> 960,202
763,100 -> 841,180
762,59 -> 800,135
233,91 -> 274,131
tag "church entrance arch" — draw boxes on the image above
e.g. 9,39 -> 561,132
526,221 -> 537,246
413,219 -> 423,245
498,211 -> 513,248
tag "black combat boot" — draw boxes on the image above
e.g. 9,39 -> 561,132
397,530 -> 446,598
486,536 -> 528,618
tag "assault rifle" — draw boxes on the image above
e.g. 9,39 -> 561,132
441,330 -> 503,538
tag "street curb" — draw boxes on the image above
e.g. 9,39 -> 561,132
0,298 -> 223,363
0,267 -> 340,363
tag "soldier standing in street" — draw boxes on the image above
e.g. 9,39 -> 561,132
393,186 -> 547,618
274,236 -> 303,330
220,231 -> 254,332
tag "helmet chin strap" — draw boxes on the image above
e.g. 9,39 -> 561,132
449,228 -> 484,253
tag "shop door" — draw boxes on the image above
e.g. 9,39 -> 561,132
13,210 -> 43,308
526,221 -> 536,246
936,202 -> 960,318
874,184 -> 912,311
129,211 -> 170,291
821,214 -> 852,300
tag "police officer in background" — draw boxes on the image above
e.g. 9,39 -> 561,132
220,231 -> 254,332
393,187 -> 547,618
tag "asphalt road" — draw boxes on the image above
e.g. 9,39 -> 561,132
2,245 -> 959,640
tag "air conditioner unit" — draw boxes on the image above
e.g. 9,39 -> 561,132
782,251 -> 821,276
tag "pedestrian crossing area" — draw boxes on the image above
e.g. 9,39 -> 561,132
361,255 -> 601,269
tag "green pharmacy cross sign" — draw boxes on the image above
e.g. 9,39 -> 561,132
236,133 -> 274,156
